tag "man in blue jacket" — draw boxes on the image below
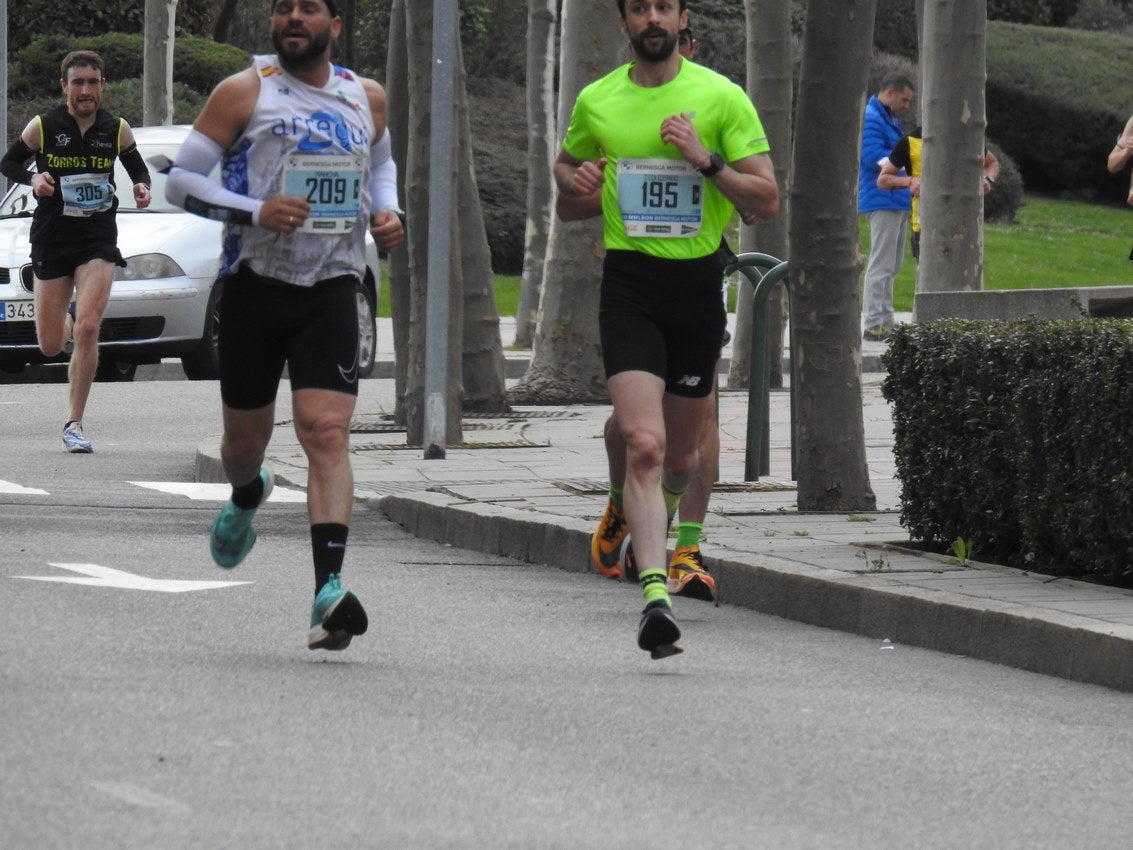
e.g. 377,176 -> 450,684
858,73 -> 914,342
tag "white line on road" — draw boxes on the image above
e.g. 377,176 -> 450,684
129,481 -> 308,502
89,781 -> 192,815
13,563 -> 251,593
0,479 -> 48,495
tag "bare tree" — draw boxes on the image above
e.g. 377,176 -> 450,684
211,0 -> 268,51
513,0 -> 558,349
397,1 -> 508,441
213,0 -> 238,44
789,0 -> 878,511
730,0 -> 793,390
143,0 -> 178,126
917,0 -> 988,294
453,37 -> 509,414
386,0 -> 412,425
508,0 -> 623,404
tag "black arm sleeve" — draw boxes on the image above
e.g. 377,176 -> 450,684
119,142 -> 151,187
0,139 -> 36,185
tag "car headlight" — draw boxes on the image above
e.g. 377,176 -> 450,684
114,253 -> 185,281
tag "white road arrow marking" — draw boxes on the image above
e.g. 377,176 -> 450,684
89,781 -> 192,814
129,481 -> 307,502
13,563 -> 251,593
0,479 -> 48,495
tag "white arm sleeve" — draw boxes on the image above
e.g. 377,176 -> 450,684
368,128 -> 401,212
165,128 -> 264,226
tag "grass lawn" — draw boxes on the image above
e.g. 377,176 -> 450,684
881,195 -> 1133,312
379,195 -> 1133,318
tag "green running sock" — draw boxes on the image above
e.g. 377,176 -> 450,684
676,521 -> 703,549
640,568 -> 670,606
609,485 -> 624,512
661,484 -> 682,520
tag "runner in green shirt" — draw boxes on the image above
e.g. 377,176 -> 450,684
554,0 -> 778,658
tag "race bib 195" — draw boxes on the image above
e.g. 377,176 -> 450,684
616,158 -> 703,238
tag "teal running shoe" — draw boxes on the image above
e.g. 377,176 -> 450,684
209,467 -> 274,568
308,574 -> 369,651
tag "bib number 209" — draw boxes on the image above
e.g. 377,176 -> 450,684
303,176 -> 358,206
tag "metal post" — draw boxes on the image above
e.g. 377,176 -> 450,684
724,253 -> 791,482
423,0 -> 458,460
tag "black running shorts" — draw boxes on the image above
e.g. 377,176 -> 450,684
32,243 -> 125,280
218,265 -> 360,410
599,249 -> 726,399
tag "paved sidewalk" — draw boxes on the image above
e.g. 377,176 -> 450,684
195,318 -> 1133,693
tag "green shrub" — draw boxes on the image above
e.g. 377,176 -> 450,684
1068,0 -> 1133,29
986,21 -> 1133,202
6,0 -> 215,46
172,38 -> 252,93
882,319 -> 1133,582
989,0 -> 1054,23
8,79 -> 209,130
11,34 -> 249,99
984,142 -> 1025,223
874,0 -> 919,59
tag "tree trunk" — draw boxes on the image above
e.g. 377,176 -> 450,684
143,0 -> 177,127
789,0 -> 878,511
453,37 -> 509,414
335,0 -> 357,68
212,0 -> 238,44
404,1 -> 463,444
210,0 -> 267,52
386,0 -> 412,426
731,0 -> 793,391
507,0 -> 622,405
917,0 -> 987,296
513,0 -> 557,349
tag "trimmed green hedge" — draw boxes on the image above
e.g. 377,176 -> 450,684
11,34 -> 250,99
987,21 -> 1133,201
882,319 -> 1133,582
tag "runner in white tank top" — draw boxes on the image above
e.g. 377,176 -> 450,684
164,0 -> 404,653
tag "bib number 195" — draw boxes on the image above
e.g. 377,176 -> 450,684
642,180 -> 681,209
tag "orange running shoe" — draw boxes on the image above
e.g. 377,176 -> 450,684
590,500 -> 628,578
667,545 -> 717,601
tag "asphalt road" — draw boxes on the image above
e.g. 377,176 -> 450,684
2,380 -> 1132,849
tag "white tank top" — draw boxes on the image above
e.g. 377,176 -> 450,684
220,54 -> 376,286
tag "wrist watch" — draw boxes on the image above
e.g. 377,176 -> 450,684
699,152 -> 725,178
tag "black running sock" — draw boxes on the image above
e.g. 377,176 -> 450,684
230,473 -> 265,510
312,523 -> 349,595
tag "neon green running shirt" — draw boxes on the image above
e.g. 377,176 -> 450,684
562,59 -> 770,260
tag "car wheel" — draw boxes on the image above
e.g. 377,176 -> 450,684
182,279 -> 222,381
355,277 -> 376,379
94,359 -> 138,382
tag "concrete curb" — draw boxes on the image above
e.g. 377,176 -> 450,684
374,490 -> 1133,694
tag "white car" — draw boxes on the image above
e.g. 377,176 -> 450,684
0,124 -> 380,381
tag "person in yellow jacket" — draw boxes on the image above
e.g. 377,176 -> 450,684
878,127 -> 1000,262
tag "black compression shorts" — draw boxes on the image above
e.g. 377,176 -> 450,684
599,249 -> 726,399
218,264 -> 361,410
32,243 -> 125,280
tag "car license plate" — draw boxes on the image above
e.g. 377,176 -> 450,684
0,300 -> 35,321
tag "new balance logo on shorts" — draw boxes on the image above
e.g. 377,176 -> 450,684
676,375 -> 701,387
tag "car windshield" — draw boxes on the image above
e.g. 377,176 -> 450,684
0,140 -> 217,217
